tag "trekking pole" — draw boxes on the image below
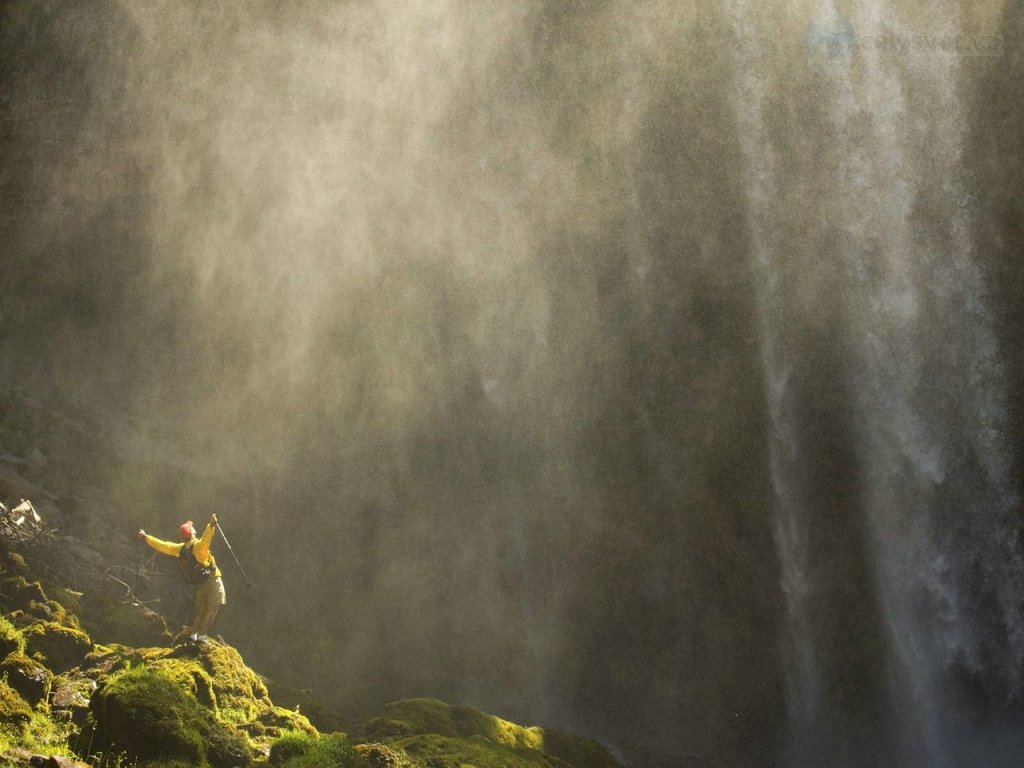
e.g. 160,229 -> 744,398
214,519 -> 254,586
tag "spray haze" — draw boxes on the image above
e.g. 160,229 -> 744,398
3,1 -> 1024,766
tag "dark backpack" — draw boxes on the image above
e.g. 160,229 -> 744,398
178,542 -> 216,585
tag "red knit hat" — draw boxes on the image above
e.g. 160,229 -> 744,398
179,520 -> 196,540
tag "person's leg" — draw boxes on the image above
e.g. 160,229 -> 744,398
186,588 -> 204,636
195,577 -> 226,638
196,604 -> 220,636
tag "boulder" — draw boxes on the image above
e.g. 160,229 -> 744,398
267,732 -> 365,768
21,621 -> 92,672
0,576 -> 48,612
0,679 -> 33,725
90,664 -> 253,768
50,673 -> 97,726
350,698 -> 622,768
172,641 -> 272,725
0,615 -> 24,657
1,651 -> 52,706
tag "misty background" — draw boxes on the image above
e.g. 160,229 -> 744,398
2,1 -> 1024,766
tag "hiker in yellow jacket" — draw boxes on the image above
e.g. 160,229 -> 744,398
138,514 -> 226,644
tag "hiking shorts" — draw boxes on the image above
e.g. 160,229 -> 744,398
195,576 -> 226,614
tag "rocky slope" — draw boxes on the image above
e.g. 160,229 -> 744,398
0,529 -> 621,768
0,389 -> 622,768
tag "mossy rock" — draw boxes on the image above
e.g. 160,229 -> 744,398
47,585 -> 84,618
0,650 -> 52,706
22,621 -> 92,671
84,642 -> 175,675
352,700 -> 622,768
179,642 -> 271,726
269,731 -> 317,766
86,643 -> 282,728
0,576 -> 80,632
50,672 -> 97,726
0,679 -> 33,726
25,598 -> 77,628
5,609 -> 32,628
148,656 -> 217,711
354,742 -> 416,768
90,665 -> 253,768
0,576 -> 47,613
0,616 -> 24,658
80,641 -> 296,763
390,733 -> 571,768
354,699 -> 543,749
354,699 -> 462,740
257,705 -> 318,737
4,550 -> 30,575
268,731 -> 368,768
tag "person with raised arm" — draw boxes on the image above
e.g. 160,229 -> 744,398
139,514 -> 226,644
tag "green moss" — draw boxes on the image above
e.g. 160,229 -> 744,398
185,642 -> 271,726
0,559 -> 620,768
392,733 -> 568,768
351,700 -> 622,768
0,576 -> 47,613
0,573 -> 79,630
48,585 -> 84,618
354,699 -> 544,750
21,621 -> 92,671
269,732 -> 368,768
149,657 -> 217,711
50,672 -> 96,727
88,642 -> 172,670
206,723 -> 253,768
0,695 -> 78,763
90,665 -> 253,768
0,679 -> 33,725
0,651 -> 52,706
354,742 -> 416,768
25,598 -> 78,628
451,704 -> 545,751
73,641 -> 304,762
4,551 -> 30,575
355,699 -> 460,740
0,617 -> 23,658
258,705 -> 318,737
91,665 -> 206,764
269,730 -> 318,765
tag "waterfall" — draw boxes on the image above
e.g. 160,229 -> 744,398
831,2 -> 1024,765
731,1 -> 1024,765
727,0 -> 823,755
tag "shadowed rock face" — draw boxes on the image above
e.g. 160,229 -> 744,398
2,2 -> 1023,766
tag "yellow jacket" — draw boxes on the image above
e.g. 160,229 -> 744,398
143,522 -> 222,578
